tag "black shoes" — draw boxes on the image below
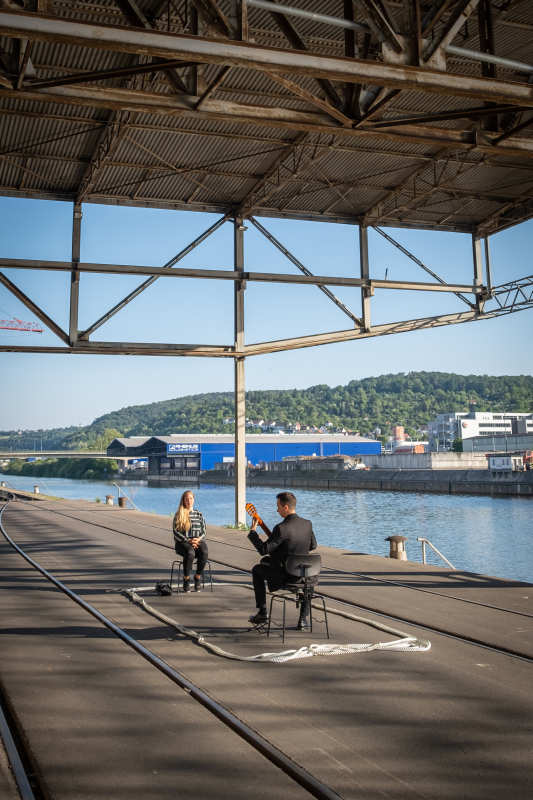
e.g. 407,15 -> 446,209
182,578 -> 191,593
249,610 -> 268,625
194,576 -> 202,592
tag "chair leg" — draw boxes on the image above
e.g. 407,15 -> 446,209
205,560 -> 214,592
170,560 -> 182,593
321,595 -> 330,639
267,595 -> 275,638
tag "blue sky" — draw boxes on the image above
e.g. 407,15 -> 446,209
0,196 -> 531,430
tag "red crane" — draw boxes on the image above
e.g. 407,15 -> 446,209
0,315 -> 43,333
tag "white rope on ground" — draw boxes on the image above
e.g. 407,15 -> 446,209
123,583 -> 431,663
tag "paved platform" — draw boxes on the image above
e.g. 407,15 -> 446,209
1,498 -> 532,799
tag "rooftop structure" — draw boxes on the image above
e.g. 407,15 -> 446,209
0,2 -> 532,234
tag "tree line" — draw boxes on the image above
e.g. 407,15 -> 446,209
1,372 -> 531,450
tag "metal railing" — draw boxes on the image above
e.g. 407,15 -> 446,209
417,537 -> 456,570
113,483 -> 140,511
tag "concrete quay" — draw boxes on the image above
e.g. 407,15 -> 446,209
201,467 -> 533,496
1,496 -> 532,800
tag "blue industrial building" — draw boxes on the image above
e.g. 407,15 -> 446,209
108,434 -> 381,480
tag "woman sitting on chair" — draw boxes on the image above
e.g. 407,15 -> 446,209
172,490 -> 208,592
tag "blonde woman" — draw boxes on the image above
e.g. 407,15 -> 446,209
172,490 -> 208,592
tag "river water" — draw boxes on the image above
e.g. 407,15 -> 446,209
2,473 -> 532,584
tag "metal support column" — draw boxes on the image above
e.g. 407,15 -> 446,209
69,202 -> 82,345
234,217 -> 246,526
359,224 -> 371,330
472,232 -> 485,312
484,235 -> 492,294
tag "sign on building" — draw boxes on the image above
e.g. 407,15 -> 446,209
166,443 -> 200,454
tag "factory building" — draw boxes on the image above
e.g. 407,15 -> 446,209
428,411 -> 533,451
107,434 -> 381,481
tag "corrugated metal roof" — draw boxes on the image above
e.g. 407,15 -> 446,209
0,1 -> 532,233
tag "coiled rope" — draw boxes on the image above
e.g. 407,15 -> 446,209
123,583 -> 431,663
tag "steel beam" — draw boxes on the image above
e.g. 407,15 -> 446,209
234,217 -> 246,526
1,286 -> 530,359
242,300 -> 532,356
69,202 -> 82,345
1,11 -> 532,108
0,342 -> 235,356
5,104 -> 531,171
359,225 -> 371,331
0,256 -> 481,293
16,39 -> 33,89
6,103 -> 533,164
26,59 -> 201,91
358,0 -> 403,53
472,233 -> 485,312
484,236 -> 492,294
263,71 -> 353,127
423,0 -> 481,64
3,83 -> 533,159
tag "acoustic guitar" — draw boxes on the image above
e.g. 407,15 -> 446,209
245,502 -> 272,536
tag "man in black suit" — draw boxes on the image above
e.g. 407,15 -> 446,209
247,491 -> 317,626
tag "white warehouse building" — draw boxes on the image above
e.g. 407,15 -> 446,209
428,411 -> 533,451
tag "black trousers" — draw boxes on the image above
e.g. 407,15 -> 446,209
252,560 -> 286,609
174,539 -> 208,577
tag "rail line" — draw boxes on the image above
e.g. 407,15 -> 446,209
4,500 -> 533,664
0,501 -> 341,800
0,686 -> 39,800
16,501 -> 533,620
1,496 -> 532,800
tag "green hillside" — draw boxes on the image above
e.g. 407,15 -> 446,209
1,372 -> 531,451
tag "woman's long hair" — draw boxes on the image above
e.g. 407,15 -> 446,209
175,490 -> 194,532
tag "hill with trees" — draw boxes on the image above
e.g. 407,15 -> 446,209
1,372 -> 531,451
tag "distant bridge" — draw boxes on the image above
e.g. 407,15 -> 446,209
0,451 -> 128,460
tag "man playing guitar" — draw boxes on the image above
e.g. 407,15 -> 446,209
245,491 -> 317,627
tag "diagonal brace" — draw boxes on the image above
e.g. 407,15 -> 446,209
373,226 -> 475,308
250,217 -> 363,326
0,270 -> 70,344
79,214 -> 230,339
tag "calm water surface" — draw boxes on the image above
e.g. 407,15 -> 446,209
2,473 -> 532,584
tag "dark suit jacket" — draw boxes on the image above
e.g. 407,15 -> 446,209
248,513 -> 317,571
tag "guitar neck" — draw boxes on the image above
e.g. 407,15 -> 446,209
257,519 -> 272,537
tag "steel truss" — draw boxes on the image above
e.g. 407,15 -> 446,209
1,208 -> 532,519
1,2 -> 533,523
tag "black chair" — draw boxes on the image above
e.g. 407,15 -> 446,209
267,553 -> 329,642
170,558 -> 214,593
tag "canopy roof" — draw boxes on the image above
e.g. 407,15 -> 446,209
1,0 -> 532,235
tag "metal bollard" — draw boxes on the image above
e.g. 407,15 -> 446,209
105,494 -> 114,505
118,496 -> 126,508
385,535 -> 408,560
33,485 -> 40,494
